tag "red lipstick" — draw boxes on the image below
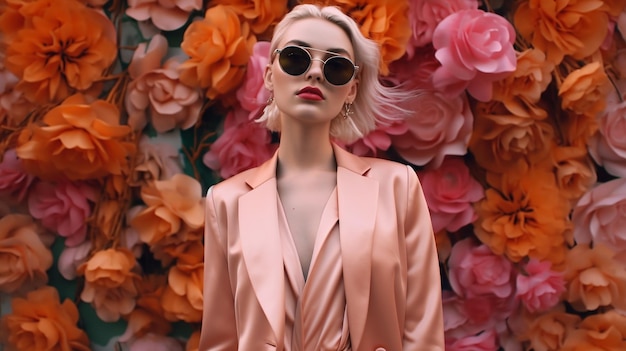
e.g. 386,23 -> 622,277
297,86 -> 324,100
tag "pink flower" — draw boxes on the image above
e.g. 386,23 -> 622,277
588,80 -> 626,177
448,238 -> 515,299
572,178 -> 626,264
406,0 -> 479,56
516,259 -> 566,313
236,41 -> 271,119
0,150 -> 36,202
446,329 -> 498,351
57,240 -> 92,280
418,157 -> 484,232
203,108 -> 277,179
391,90 -> 473,168
27,180 -> 97,247
126,0 -> 202,31
126,333 -> 184,351
126,34 -> 203,133
432,9 -> 516,101
345,120 -> 408,157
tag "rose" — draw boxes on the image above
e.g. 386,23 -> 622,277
0,286 -> 90,351
561,310 -> 626,350
0,214 -> 53,294
126,0 -> 202,31
521,306 -> 581,351
27,180 -> 97,247
391,90 -> 473,168
132,136 -> 184,187
235,41 -> 271,118
445,329 -> 497,351
418,157 -> 484,233
0,149 -> 35,203
126,333 -> 184,351
345,120 -> 408,157
78,248 -> 141,322
203,108 -> 277,179
432,9 -> 516,101
516,259 -> 566,313
572,178 -> 626,263
161,245 -> 203,323
57,241 -> 92,280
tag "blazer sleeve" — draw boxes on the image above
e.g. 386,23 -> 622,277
198,187 -> 238,350
402,165 -> 445,350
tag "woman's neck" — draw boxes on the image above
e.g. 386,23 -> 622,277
277,128 -> 336,176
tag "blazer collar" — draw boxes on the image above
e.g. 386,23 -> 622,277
240,143 -> 377,350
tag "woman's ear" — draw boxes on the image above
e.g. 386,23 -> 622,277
264,64 -> 274,91
347,77 -> 358,102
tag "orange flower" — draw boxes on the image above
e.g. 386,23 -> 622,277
15,93 -> 135,181
469,101 -> 554,174
4,0 -> 117,103
563,244 -> 626,311
434,229 -> 452,263
210,0 -> 288,35
514,0 -> 611,64
520,305 -> 581,351
161,244 -> 203,323
186,330 -> 201,351
0,286 -> 90,351
559,61 -> 611,118
314,0 -> 411,75
179,5 -> 256,100
77,248 -> 141,322
492,49 -> 554,118
130,173 -> 204,247
118,274 -> 171,343
551,146 -> 597,204
0,213 -> 53,294
561,310 -> 626,350
474,168 -> 572,264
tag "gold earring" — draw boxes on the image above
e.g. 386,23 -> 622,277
342,102 -> 352,119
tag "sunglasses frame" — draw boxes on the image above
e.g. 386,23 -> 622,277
274,45 -> 359,86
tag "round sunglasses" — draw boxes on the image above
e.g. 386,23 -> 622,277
274,45 -> 359,86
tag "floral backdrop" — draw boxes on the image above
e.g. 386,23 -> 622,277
2,0 -> 626,350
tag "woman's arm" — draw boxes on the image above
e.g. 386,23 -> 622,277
198,187 -> 238,350
402,165 -> 445,350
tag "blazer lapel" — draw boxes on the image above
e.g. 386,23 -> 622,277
334,144 -> 378,350
239,152 -> 285,347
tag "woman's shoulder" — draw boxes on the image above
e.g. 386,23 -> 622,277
361,156 -> 413,178
206,166 -> 260,200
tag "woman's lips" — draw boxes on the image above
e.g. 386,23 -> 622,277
297,86 -> 324,100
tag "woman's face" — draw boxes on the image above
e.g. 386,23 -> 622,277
265,17 -> 358,129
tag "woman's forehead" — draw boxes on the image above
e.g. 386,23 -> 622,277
278,18 -> 354,55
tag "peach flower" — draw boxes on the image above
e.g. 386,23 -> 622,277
4,0 -> 116,103
448,238 -> 515,299
0,213 -> 53,294
131,136 -> 184,187
589,79 -> 626,177
0,149 -> 36,203
514,0 -> 611,64
0,57 -> 33,128
469,101 -> 554,174
391,90 -> 473,168
203,108 -> 277,179
125,333 -> 184,351
161,245 -> 203,323
563,244 -> 626,311
77,248 -> 141,322
27,180 -> 97,247
180,5 -> 256,99
561,310 -> 626,350
406,0 -> 479,55
572,178 -> 626,263
15,93 -> 135,181
419,157 -> 484,233
552,146 -> 597,204
0,286 -> 90,351
57,240 -> 92,280
210,0 -> 288,35
130,173 -> 204,246
126,34 -> 203,134
521,305 -> 581,351
516,259 -> 566,313
126,0 -> 202,31
474,169 -> 572,264
559,61 -> 611,118
492,49 -> 554,118
150,225 -> 203,266
432,9 -> 516,101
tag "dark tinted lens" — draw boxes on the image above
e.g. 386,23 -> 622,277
278,46 -> 311,76
324,56 -> 355,85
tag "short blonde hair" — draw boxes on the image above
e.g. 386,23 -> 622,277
257,4 -> 410,143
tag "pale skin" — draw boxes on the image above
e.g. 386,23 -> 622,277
264,18 -> 358,279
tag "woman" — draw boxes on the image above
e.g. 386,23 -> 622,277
200,4 -> 444,350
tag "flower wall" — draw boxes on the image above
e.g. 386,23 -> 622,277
2,0 -> 626,350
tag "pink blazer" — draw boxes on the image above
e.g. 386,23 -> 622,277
200,144 -> 444,351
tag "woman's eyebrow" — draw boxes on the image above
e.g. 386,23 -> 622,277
284,39 -> 350,55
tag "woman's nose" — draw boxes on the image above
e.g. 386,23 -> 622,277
306,58 -> 325,82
